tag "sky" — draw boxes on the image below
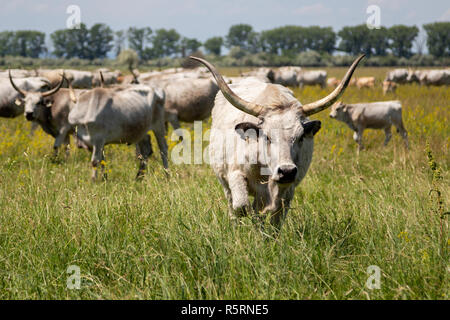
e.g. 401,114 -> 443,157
0,0 -> 449,41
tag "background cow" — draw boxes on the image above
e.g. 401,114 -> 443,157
68,85 -> 168,181
329,100 -> 409,150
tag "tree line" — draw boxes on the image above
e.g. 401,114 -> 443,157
0,22 -> 448,62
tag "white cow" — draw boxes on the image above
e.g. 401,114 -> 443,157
297,70 -> 327,88
68,85 -> 169,180
189,55 -> 364,228
0,74 -> 50,118
329,100 -> 409,150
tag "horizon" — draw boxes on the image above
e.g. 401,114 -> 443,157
1,0 -> 448,41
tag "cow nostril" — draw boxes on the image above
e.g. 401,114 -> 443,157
25,112 -> 34,121
277,165 -> 298,183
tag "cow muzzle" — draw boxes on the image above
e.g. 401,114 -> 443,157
274,164 -> 298,184
25,112 -> 34,121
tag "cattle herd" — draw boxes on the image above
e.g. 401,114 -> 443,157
0,57 -> 448,228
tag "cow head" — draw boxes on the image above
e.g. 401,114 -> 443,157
190,55 -> 364,186
9,70 -> 66,121
329,101 -> 348,120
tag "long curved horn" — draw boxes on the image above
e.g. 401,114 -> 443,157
301,54 -> 365,116
42,72 -> 66,97
189,56 -> 265,117
9,70 -> 27,96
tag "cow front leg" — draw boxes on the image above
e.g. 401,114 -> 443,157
153,125 -> 169,171
53,125 -> 72,158
396,122 -> 409,149
384,126 -> 392,146
135,134 -> 153,180
91,142 -> 105,181
353,129 -> 364,151
166,112 -> 182,140
228,171 -> 250,218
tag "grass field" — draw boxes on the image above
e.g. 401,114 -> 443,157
0,67 -> 448,299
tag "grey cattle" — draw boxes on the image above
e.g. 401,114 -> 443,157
385,69 -> 409,84
1,75 -> 50,118
272,66 -> 302,87
297,70 -> 327,88
329,100 -> 408,150
190,55 -> 364,228
409,69 -> 450,86
68,85 -> 168,180
240,68 -> 275,83
9,71 -> 89,156
92,69 -> 121,87
159,78 -> 219,133
65,70 -> 93,88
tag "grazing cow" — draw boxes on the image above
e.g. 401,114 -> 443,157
241,68 -> 275,83
68,85 -> 169,180
272,66 -> 302,87
0,69 -> 34,79
297,70 -> 327,88
92,69 -> 121,87
65,70 -> 94,88
407,69 -> 450,86
327,77 -> 340,88
385,69 -> 409,84
189,55 -> 364,228
8,71 -> 89,155
356,77 -> 375,89
160,78 -> 219,133
329,100 -> 408,150
1,75 -> 50,118
383,81 -> 397,95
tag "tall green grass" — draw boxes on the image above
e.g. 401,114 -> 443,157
0,68 -> 448,299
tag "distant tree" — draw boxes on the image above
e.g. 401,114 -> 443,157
152,28 -> 181,58
369,27 -> 389,56
260,26 -> 308,56
0,31 -> 14,56
50,29 -> 69,58
338,25 -> 371,55
117,49 -> 139,70
204,36 -> 223,55
127,27 -> 152,59
68,23 -> 90,59
423,22 -> 450,57
180,37 -> 202,57
114,30 -> 126,57
388,25 -> 419,58
305,26 -> 336,54
9,31 -> 46,58
88,23 -> 113,59
226,24 -> 257,52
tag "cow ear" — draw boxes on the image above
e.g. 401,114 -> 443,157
235,122 -> 260,139
43,98 -> 53,108
15,98 -> 24,106
303,120 -> 321,137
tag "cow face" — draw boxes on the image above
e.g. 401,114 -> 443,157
20,92 -> 52,121
235,108 -> 321,185
329,101 -> 347,120
9,71 -> 65,121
